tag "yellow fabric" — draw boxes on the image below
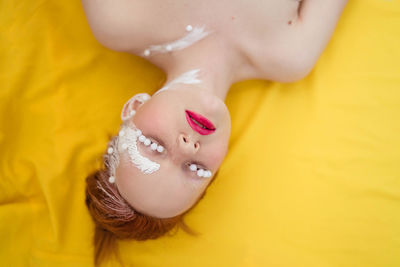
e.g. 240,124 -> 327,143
1,1 -> 399,266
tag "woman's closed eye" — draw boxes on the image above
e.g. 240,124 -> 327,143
184,161 -> 212,179
138,134 -> 167,155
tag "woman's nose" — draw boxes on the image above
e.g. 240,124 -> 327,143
178,133 -> 200,154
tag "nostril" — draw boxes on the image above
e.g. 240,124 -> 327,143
183,136 -> 187,143
194,143 -> 199,149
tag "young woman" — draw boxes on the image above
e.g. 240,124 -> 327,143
82,0 -> 348,265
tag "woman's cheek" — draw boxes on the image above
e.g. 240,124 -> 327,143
205,146 -> 227,170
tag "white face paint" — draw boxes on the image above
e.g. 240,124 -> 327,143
117,125 -> 160,174
106,67 -> 209,183
106,122 -> 212,183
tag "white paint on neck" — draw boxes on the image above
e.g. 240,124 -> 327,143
154,69 -> 202,95
118,125 -> 160,174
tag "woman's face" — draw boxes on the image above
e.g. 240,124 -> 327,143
115,86 -> 231,218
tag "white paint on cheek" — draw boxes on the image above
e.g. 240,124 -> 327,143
118,125 -> 160,174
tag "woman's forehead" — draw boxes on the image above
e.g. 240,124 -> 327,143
115,158 -> 205,218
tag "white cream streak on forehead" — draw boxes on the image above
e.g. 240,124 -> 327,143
118,125 -> 160,174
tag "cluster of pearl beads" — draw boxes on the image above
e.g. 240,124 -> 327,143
117,129 -> 164,153
189,163 -> 212,178
136,130 -> 164,153
143,24 -> 194,57
106,127 -> 164,184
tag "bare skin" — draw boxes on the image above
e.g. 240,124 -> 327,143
82,0 -> 348,99
81,0 -> 348,218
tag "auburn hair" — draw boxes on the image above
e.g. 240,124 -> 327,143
85,160 -> 216,266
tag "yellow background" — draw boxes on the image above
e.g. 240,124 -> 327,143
1,1 -> 399,266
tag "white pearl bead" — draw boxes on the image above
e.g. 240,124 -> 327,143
139,135 -> 146,142
107,147 -> 113,154
144,49 -> 150,56
129,110 -> 136,116
119,130 -> 125,137
166,45 -> 172,51
144,138 -> 151,146
189,164 -> 197,171
122,143 -> 128,150
157,145 -> 164,153
135,129 -> 142,136
150,143 -> 158,150
108,176 -> 115,183
186,25 -> 193,31
197,169 -> 204,177
205,171 -> 212,178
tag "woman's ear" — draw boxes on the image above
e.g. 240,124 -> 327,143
120,93 -> 151,121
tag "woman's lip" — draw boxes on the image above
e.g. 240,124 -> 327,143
185,110 -> 216,135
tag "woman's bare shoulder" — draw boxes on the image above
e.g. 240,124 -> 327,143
81,0 -> 174,52
80,0 -> 348,82
245,0 -> 349,82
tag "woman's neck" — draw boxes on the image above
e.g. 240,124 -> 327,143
152,34 -> 251,101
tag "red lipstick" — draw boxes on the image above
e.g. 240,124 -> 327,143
185,110 -> 216,135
